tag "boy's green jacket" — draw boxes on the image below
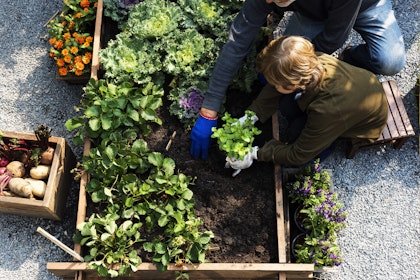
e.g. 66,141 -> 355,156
248,53 -> 388,166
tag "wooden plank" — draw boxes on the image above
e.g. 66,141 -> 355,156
382,81 -> 401,138
387,80 -> 415,136
47,262 -> 314,279
90,0 -> 103,80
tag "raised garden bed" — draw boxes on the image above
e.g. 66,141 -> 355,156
0,130 -> 76,220
46,1 -> 316,278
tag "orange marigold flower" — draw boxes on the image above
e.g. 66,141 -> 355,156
82,55 -> 91,64
58,67 -> 68,76
54,40 -> 63,49
85,52 -> 92,60
84,8 -> 89,13
61,48 -> 69,56
56,58 -> 65,67
75,61 -> 85,71
75,69 -> 83,76
49,52 -> 55,58
86,36 -> 93,43
76,36 -> 85,45
74,55 -> 83,63
83,42 -> 90,48
64,54 -> 72,64
72,32 -> 79,39
70,46 -> 79,55
68,64 -> 74,70
49,38 -> 56,45
68,21 -> 75,30
63,32 -> 71,41
94,2 -> 98,8
74,12 -> 83,19
80,0 -> 90,8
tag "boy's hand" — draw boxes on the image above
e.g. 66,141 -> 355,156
225,146 -> 259,177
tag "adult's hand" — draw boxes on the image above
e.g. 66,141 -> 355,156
190,114 -> 218,159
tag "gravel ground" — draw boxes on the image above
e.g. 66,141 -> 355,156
0,0 -> 418,279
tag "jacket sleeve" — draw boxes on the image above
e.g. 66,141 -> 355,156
201,0 -> 274,112
310,0 -> 362,54
257,110 -> 345,166
248,85 -> 281,123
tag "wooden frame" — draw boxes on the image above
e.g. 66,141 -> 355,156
0,130 -> 75,220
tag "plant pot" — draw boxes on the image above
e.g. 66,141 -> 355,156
291,232 -> 306,261
55,70 -> 91,85
294,204 -> 309,233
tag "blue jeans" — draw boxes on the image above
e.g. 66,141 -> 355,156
284,0 -> 405,75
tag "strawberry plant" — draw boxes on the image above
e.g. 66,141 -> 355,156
65,78 -> 163,146
74,136 -> 213,277
211,110 -> 261,160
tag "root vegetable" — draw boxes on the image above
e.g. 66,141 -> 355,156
6,161 -> 26,178
25,178 -> 47,198
8,178 -> 33,199
30,165 -> 51,180
40,146 -> 54,165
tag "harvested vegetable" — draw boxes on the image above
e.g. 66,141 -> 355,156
8,177 -> 33,199
35,125 -> 55,165
0,172 -> 12,195
6,161 -> 26,178
25,178 -> 47,198
30,165 -> 51,180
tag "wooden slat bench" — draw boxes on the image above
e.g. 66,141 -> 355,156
346,79 -> 415,159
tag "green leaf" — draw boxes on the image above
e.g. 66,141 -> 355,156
148,152 -> 164,167
88,118 -> 101,131
182,189 -> 193,200
158,215 -> 169,227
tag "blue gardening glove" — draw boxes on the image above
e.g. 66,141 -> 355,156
190,115 -> 218,159
225,146 -> 259,177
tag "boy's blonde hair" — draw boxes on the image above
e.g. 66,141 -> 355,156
256,36 -> 324,90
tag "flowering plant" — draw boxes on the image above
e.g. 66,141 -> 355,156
47,0 -> 98,77
287,159 -> 347,268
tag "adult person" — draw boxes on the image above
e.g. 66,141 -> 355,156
190,0 -> 405,159
225,35 -> 388,173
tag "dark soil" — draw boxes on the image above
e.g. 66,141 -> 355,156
145,83 -> 279,263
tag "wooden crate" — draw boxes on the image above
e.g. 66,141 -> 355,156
0,130 -> 76,220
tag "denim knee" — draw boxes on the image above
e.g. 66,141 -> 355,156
370,51 -> 406,76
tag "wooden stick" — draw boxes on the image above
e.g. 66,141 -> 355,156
37,227 -> 84,262
44,10 -> 60,27
165,131 -> 177,151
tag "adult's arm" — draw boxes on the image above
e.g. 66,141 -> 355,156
201,0 -> 274,113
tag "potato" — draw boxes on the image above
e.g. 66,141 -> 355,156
6,161 -> 26,178
25,178 -> 47,198
40,146 -> 55,165
8,178 -> 33,199
30,165 -> 51,180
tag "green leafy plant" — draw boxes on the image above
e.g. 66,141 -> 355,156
65,78 -> 163,146
287,159 -> 347,268
99,0 -> 264,126
211,110 -> 261,160
74,137 -> 214,277
103,0 -> 143,29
